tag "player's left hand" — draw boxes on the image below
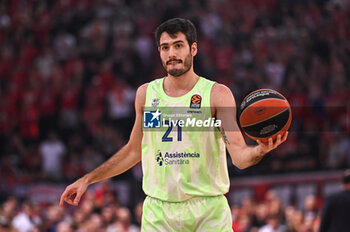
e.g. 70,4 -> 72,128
256,132 -> 288,154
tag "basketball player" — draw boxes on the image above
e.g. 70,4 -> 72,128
60,18 -> 288,231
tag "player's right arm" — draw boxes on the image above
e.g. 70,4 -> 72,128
59,83 -> 148,207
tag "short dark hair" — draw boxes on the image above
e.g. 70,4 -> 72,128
343,169 -> 350,184
155,18 -> 197,47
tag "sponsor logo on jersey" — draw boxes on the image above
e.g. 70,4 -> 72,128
155,151 -> 200,166
190,94 -> 202,109
143,109 -> 161,128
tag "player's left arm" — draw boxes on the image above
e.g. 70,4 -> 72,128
211,83 -> 288,170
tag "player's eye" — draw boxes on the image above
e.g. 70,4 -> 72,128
175,44 -> 182,48
161,46 -> 169,51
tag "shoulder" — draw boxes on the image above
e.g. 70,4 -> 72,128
136,83 -> 149,96
325,190 -> 348,204
333,190 -> 350,199
211,83 -> 232,96
135,83 -> 149,108
211,83 -> 236,108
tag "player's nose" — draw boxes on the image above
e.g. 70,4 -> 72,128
168,46 -> 179,57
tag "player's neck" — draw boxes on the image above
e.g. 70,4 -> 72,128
164,70 -> 199,97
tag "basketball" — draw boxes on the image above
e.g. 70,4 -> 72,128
239,89 -> 292,143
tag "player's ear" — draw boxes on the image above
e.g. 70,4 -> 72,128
191,42 -> 197,56
158,46 -> 161,52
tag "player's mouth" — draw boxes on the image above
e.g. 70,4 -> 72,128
167,59 -> 182,65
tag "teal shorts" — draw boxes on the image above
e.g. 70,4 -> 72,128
142,195 -> 233,232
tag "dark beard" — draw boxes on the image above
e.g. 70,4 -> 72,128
164,53 -> 192,77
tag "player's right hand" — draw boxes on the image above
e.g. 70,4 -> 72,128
256,132 -> 288,155
59,177 -> 89,207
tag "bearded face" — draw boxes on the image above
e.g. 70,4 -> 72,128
162,52 -> 192,77
159,32 -> 196,77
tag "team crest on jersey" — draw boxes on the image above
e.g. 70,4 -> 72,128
152,98 -> 160,107
190,94 -> 201,109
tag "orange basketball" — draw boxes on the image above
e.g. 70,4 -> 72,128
239,89 -> 292,143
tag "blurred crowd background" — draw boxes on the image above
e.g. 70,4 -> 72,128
1,0 -> 350,231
